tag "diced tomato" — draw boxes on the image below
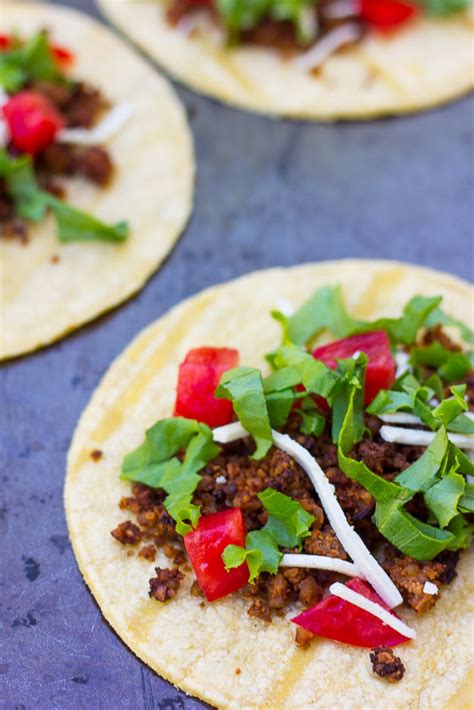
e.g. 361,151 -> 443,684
2,91 -> 65,155
292,578 -> 410,648
312,331 -> 395,404
0,34 -> 74,64
51,44 -> 75,66
184,508 -> 249,602
0,34 -> 11,50
174,347 -> 239,428
359,0 -> 418,31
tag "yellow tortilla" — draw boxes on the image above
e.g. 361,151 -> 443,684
98,0 -> 474,120
66,260 -> 474,710
0,3 -> 194,360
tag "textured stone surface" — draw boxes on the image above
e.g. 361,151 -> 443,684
0,1 -> 472,708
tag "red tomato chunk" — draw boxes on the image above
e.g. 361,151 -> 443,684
184,508 -> 249,602
174,347 -> 239,427
3,91 -> 65,155
359,0 -> 418,31
312,330 -> 395,404
292,578 -> 410,648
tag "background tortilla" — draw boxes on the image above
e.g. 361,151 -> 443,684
0,3 -> 194,360
66,260 -> 474,710
98,0 -> 473,120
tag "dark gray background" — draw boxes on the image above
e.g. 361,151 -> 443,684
1,1 -> 473,708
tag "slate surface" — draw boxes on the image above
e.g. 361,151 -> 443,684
0,1 -> 473,708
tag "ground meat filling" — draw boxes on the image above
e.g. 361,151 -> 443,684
149,567 -> 184,602
165,0 -> 362,54
370,647 -> 405,682
1,78 -> 114,240
111,407 -> 462,630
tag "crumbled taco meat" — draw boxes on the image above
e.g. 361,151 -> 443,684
420,325 -> 461,352
165,0 -> 363,55
295,626 -> 315,649
111,411 -> 461,625
370,647 -> 405,682
90,448 -> 103,461
139,544 -> 157,562
382,552 -> 447,613
111,520 -> 142,545
163,543 -> 186,565
149,567 -> 184,602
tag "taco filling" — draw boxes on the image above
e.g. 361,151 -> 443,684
109,286 -> 474,682
0,31 -> 129,243
165,0 -> 472,68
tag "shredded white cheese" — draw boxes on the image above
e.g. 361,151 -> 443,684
379,411 -> 474,426
423,581 -> 438,596
57,103 -> 133,146
0,90 -> 9,148
329,582 -> 416,639
215,475 -> 227,484
380,425 -> 474,450
280,554 -> 359,577
293,23 -> 361,73
176,11 -> 225,45
322,0 -> 358,19
394,351 -> 411,378
213,422 -> 403,608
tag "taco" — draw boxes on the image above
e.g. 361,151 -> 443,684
98,0 -> 473,120
66,260 -> 474,709
0,3 -> 193,359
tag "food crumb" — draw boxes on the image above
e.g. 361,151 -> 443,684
127,550 -> 134,557
90,449 -> 103,461
50,254 -> 61,264
138,544 -> 156,562
370,647 -> 405,682
295,626 -> 315,649
111,520 -> 142,545
235,668 -> 241,676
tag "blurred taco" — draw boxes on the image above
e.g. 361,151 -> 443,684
0,3 -> 193,359
98,0 -> 473,119
66,260 -> 474,709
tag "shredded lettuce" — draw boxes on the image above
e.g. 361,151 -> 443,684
0,149 -> 129,243
271,285 -> 354,347
216,0 -> 316,43
416,0 -> 473,16
222,489 -> 314,581
216,367 -> 274,459
121,418 -> 220,534
0,31 -> 65,93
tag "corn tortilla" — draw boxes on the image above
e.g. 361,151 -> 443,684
98,0 -> 474,120
66,260 -> 474,709
0,3 -> 194,359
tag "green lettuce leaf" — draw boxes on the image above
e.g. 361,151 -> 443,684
416,0 -> 473,16
121,418 -> 220,534
410,342 -> 472,382
0,149 -> 129,243
217,367 -> 273,459
374,498 -> 455,560
331,355 -> 366,448
272,285 -> 354,347
395,426 -> 448,491
0,31 -> 64,93
350,296 -> 442,346
458,484 -> 474,514
425,306 -> 474,343
423,471 -> 466,528
222,489 -> 314,581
